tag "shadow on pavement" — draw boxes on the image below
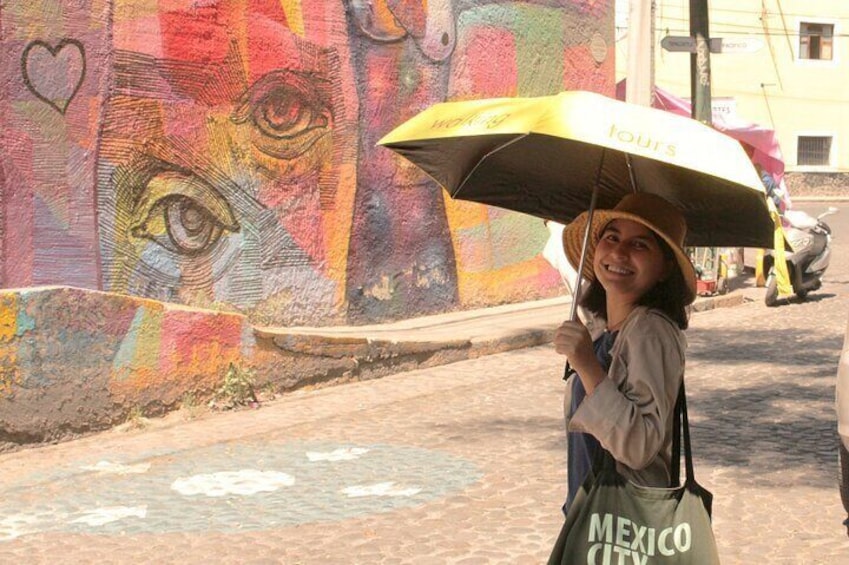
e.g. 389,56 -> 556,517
685,324 -> 841,488
688,326 -> 843,367
435,415 -> 565,453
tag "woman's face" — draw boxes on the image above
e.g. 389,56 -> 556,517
592,219 -> 672,305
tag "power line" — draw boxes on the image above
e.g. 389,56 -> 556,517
656,16 -> 848,35
658,26 -> 849,38
618,25 -> 849,40
654,2 -> 849,20
658,80 -> 848,105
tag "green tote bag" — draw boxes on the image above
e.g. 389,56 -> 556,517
548,385 -> 720,565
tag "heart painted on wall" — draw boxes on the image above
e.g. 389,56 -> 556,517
22,39 -> 87,115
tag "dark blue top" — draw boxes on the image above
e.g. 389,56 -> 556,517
563,330 -> 618,515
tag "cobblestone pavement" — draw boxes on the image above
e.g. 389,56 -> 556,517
2,207 -> 849,563
3,282 -> 849,564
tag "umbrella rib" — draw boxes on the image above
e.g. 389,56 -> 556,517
454,133 -> 531,196
625,154 -> 639,192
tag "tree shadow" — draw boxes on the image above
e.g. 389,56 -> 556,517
434,415 -> 566,453
684,325 -> 843,488
687,326 -> 843,368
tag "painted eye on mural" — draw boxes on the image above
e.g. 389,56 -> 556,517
130,172 -> 240,256
232,71 -> 333,160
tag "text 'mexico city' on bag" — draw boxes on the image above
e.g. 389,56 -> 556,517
548,384 -> 720,564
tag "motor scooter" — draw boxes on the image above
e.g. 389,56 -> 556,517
763,206 -> 838,306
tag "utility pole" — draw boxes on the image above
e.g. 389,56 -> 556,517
689,0 -> 712,124
625,0 -> 655,107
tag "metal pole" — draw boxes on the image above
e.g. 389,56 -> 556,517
689,0 -> 712,124
563,153 -> 603,380
568,151 -> 604,322
626,0 -> 655,107
569,188 -> 598,322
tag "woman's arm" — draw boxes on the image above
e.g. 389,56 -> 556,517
568,315 -> 683,470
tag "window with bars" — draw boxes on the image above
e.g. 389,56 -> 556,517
800,22 -> 834,60
797,136 -> 832,166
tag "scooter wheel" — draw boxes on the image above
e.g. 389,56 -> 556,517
765,274 -> 779,307
716,277 -> 728,295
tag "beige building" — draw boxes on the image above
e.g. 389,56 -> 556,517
617,0 -> 849,195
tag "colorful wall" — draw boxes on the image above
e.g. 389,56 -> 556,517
0,286 -> 258,444
1,1 -> 614,327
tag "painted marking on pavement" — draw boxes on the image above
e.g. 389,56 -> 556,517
306,447 -> 370,461
342,482 -> 422,498
70,506 -> 148,526
0,442 -> 481,538
171,470 -> 296,497
81,461 -> 152,475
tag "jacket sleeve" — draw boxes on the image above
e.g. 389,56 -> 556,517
568,313 -> 684,470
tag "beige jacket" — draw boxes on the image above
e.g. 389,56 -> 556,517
564,305 -> 687,487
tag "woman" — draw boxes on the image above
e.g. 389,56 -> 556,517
554,192 -> 697,513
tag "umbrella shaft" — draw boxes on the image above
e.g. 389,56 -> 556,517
569,155 -> 604,322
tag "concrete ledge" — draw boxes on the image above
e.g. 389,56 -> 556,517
0,286 -> 749,451
0,287 -> 486,450
691,292 -> 745,312
0,286 -> 257,448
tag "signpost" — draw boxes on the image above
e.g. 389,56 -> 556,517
715,38 -> 764,54
689,0 -> 712,125
661,36 -> 764,54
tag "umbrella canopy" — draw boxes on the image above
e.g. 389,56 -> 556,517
378,90 -> 775,250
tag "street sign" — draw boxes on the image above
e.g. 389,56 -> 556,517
714,38 -> 764,54
661,36 -> 696,52
660,36 -> 763,54
660,36 -> 721,53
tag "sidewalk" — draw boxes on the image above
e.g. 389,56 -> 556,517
255,286 -> 746,362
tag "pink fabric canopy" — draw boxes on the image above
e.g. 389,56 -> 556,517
615,80 -> 786,182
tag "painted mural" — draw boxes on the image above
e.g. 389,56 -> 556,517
0,0 -> 614,327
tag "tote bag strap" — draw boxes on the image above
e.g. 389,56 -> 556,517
670,381 -> 696,486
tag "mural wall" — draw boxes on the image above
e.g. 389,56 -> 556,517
0,0 -> 614,327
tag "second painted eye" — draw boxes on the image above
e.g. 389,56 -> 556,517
254,87 -> 328,140
232,71 -> 332,160
164,195 -> 225,255
130,171 -> 239,257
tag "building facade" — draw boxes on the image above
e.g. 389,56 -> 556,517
617,0 -> 848,195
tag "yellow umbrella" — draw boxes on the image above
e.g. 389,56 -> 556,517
379,90 -> 778,317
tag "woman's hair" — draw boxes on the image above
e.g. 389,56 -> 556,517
579,232 -> 691,330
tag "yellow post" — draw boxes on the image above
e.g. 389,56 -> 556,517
755,248 -> 766,287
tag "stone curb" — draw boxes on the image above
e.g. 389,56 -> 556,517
0,287 -> 747,451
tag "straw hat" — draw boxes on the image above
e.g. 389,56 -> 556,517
561,193 -> 697,304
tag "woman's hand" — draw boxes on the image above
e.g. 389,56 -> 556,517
554,320 -> 605,394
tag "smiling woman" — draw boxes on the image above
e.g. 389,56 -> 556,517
554,193 -> 695,509
548,194 -> 720,563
